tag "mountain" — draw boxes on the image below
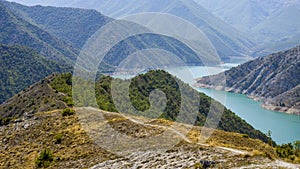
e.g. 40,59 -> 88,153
3,72 -> 300,168
6,0 -> 255,59
3,1 -> 112,49
252,4 -> 300,44
0,44 -> 71,104
0,71 -> 270,143
0,1 -> 78,64
196,45 -> 300,115
3,1 -> 213,68
195,0 -> 269,32
195,0 -> 300,56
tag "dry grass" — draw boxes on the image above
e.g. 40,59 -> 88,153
0,110 -> 115,169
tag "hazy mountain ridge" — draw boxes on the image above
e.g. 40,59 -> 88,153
196,0 -> 300,56
196,45 -> 300,115
3,1 -> 113,49
5,0 -> 255,59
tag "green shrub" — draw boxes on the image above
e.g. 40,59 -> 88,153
276,141 -> 300,161
194,162 -> 203,169
54,133 -> 63,144
0,117 -> 13,126
36,149 -> 53,168
62,108 -> 75,116
63,96 -> 74,106
242,134 -> 249,138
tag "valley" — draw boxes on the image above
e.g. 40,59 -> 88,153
0,0 -> 299,168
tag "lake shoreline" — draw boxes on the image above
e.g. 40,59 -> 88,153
193,82 -> 300,116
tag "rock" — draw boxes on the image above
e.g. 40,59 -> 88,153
14,119 -> 23,123
200,160 -> 216,168
24,123 -> 30,129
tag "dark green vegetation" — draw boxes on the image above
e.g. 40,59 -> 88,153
0,44 -> 71,104
197,45 -> 300,114
0,1 -> 210,109
48,71 -> 270,143
0,1 -> 78,64
35,149 -> 53,168
62,108 -> 75,116
276,141 -> 300,162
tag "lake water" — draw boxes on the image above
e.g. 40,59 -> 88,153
166,65 -> 300,144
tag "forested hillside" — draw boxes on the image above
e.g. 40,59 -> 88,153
0,44 -> 71,104
0,1 -> 78,64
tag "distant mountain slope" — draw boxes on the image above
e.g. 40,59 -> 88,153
195,0 -> 300,56
252,5 -> 300,44
3,1 -> 112,49
195,0 -> 269,32
3,1 -> 212,68
6,0 -> 255,59
196,45 -> 300,114
0,1 -> 78,64
74,0 -> 255,58
0,44 -> 71,104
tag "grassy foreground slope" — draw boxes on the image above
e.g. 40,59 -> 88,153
0,108 -> 280,168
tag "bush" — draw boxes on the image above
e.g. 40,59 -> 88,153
276,141 -> 300,161
63,96 -> 74,107
242,134 -> 249,138
54,133 -> 63,144
62,108 -> 75,116
36,149 -> 53,168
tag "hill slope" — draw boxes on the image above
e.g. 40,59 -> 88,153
3,1 -> 212,68
75,0 -> 255,58
196,45 -> 300,114
195,0 -> 300,56
1,71 -> 270,142
0,44 -> 71,104
0,107 -> 285,168
5,0 -> 255,59
0,1 -> 78,64
3,1 -> 112,49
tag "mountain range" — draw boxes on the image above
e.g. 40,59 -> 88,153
196,45 -> 300,115
195,0 -> 300,55
0,0 -> 213,103
7,0 -> 300,56
5,0 -> 255,59
0,0 -> 299,167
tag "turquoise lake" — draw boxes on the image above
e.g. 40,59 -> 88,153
166,65 -> 300,144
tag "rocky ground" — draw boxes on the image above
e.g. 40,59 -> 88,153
1,107 -> 299,168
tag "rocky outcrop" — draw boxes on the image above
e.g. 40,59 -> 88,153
196,45 -> 300,115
